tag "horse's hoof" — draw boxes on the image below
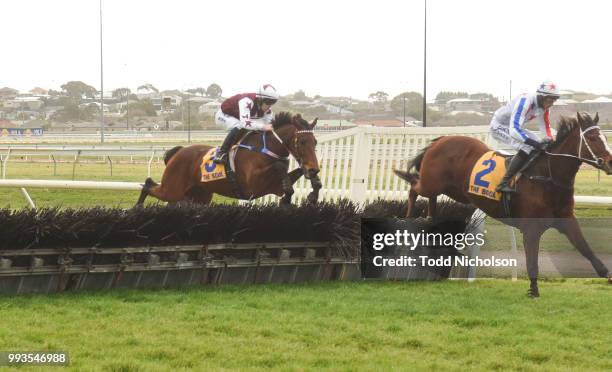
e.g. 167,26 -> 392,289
527,288 -> 540,298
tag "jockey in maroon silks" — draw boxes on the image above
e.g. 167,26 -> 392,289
213,84 -> 280,164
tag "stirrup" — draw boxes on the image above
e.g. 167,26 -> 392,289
213,153 -> 227,164
496,183 -> 517,194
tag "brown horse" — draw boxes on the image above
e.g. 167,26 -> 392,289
395,112 -> 612,297
136,112 -> 321,206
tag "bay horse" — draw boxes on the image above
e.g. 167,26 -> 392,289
394,112 -> 612,297
136,112 -> 321,206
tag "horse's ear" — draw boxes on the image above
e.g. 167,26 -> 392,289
576,111 -> 583,123
310,117 -> 318,129
594,112 -> 599,124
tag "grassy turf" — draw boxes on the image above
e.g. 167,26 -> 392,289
0,162 -> 234,208
0,280 -> 610,371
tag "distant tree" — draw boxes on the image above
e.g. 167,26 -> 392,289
206,84 -> 222,98
390,92 -> 423,118
127,99 -> 157,117
137,83 -> 158,93
48,89 -> 61,97
0,87 -> 19,97
112,87 -> 131,100
60,81 -> 97,100
368,91 -> 389,104
53,102 -> 96,122
293,90 -> 307,100
435,91 -> 468,104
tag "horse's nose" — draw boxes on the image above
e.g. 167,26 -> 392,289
606,159 -> 612,174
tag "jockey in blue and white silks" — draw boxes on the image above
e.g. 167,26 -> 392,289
490,81 -> 560,193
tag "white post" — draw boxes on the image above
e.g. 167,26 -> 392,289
509,226 -> 518,281
467,210 -> 485,282
20,188 -> 36,209
348,128 -> 371,205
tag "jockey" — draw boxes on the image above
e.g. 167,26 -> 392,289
213,84 -> 280,164
490,80 -> 560,193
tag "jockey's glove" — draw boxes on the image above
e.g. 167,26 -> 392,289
525,137 -> 551,151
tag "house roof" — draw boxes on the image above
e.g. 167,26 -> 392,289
353,119 -> 404,127
582,96 -> 612,103
0,119 -> 17,128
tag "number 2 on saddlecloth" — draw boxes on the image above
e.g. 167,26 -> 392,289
474,159 -> 497,188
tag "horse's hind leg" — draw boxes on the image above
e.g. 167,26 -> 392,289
523,228 -> 544,298
136,177 -> 158,206
407,188 -> 418,217
427,196 -> 437,219
186,187 -> 213,205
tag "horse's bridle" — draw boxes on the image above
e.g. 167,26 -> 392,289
270,128 -> 314,167
525,124 -> 608,190
545,124 -> 607,167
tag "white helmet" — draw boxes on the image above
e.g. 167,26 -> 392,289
536,81 -> 560,97
256,84 -> 279,101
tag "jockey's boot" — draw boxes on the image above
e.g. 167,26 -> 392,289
214,127 -> 241,165
496,150 -> 530,193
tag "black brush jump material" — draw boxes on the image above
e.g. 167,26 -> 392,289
0,200 -> 478,294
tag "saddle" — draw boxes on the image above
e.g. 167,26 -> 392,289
207,130 -> 289,200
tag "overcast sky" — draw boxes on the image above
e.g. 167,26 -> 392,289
2,0 -> 611,100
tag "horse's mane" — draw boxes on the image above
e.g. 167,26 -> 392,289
552,116 -> 579,148
272,112 -> 293,129
272,111 -> 308,130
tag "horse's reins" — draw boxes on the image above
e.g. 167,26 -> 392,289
270,128 -> 314,166
530,124 -> 608,189
544,125 -> 606,167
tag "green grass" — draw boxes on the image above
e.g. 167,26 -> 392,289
0,162 -> 234,208
0,280 -> 610,371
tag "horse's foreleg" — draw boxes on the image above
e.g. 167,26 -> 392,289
288,168 -> 303,184
307,175 -> 322,204
274,162 -> 293,205
558,217 -> 610,281
523,229 -> 544,298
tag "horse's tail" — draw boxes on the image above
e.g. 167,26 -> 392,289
393,136 -> 443,183
164,146 -> 183,165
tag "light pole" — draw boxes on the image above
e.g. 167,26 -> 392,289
99,0 -> 104,143
187,99 -> 191,143
403,93 -> 406,127
422,0 -> 427,127
509,80 -> 512,101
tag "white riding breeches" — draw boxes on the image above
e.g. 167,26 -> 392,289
215,110 -> 266,131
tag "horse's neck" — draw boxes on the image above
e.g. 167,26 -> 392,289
268,125 -> 294,154
544,130 -> 582,186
